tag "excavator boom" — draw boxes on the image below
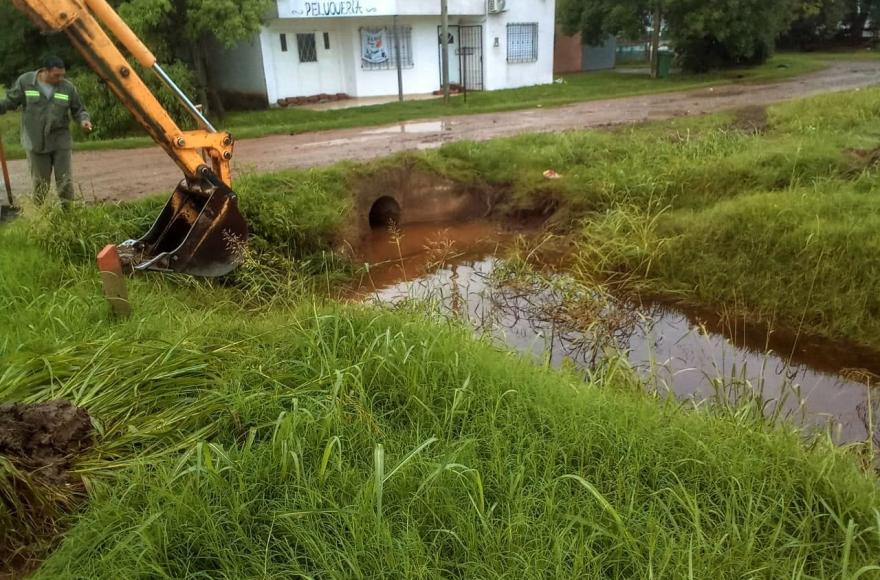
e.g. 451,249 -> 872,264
12,0 -> 248,277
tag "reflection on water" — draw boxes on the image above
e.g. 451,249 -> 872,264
357,221 -> 880,447
363,121 -> 452,135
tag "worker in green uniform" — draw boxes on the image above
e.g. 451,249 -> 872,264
0,56 -> 92,207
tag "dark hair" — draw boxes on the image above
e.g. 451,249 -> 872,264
41,55 -> 66,70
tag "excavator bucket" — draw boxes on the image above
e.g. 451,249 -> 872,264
118,172 -> 248,277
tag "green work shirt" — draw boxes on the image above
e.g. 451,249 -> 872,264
0,71 -> 90,154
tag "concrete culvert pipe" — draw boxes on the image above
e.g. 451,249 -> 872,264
369,196 -> 401,229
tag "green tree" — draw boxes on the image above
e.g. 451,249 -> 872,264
559,0 -> 664,77
2,0 -> 272,116
0,3 -> 80,86
116,0 -> 274,117
666,0 -> 799,72
781,0 -> 849,49
841,0 -> 880,42
561,0 -> 800,73
559,0 -> 651,44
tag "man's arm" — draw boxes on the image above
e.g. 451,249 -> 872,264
69,84 -> 92,131
0,76 -> 24,114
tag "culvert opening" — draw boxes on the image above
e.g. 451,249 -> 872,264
369,196 -> 401,229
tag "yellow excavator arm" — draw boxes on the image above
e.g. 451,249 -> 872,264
12,0 -> 248,277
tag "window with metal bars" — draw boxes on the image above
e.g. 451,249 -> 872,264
507,23 -> 538,63
360,26 -> 414,70
297,33 -> 317,63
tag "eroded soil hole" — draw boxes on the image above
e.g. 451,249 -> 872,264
369,196 -> 401,229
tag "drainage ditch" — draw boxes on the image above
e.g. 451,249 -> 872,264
356,220 -> 880,447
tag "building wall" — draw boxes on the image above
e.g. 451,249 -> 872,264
275,0 -> 484,18
261,16 -> 455,101
554,29 -> 583,74
261,19 -> 352,101
482,0 -> 556,91
347,16 -> 447,98
224,0 -> 557,103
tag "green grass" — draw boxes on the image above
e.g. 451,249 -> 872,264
0,214 -> 878,577
0,53 -> 830,160
4,78 -> 880,578
399,86 -> 880,350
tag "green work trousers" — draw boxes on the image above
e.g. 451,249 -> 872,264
26,148 -> 74,206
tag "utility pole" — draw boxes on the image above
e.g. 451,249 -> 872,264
441,0 -> 450,103
650,2 -> 662,79
394,15 -> 403,102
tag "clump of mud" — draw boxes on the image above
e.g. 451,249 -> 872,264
845,147 -> 880,172
731,105 -> 769,134
0,401 -> 92,486
1,401 -> 93,574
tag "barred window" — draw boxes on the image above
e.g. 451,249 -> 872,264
507,23 -> 538,63
297,33 -> 317,63
360,26 -> 414,70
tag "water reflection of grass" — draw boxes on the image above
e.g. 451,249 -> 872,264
422,87 -> 880,353
373,242 -> 879,456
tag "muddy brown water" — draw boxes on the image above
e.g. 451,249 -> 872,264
357,221 -> 880,447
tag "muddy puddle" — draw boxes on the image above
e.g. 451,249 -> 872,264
357,221 -> 880,447
363,121 -> 453,135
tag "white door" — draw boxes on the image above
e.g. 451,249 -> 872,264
317,31 -> 345,95
291,31 -> 321,96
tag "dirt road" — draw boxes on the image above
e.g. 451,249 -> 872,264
6,60 -> 880,202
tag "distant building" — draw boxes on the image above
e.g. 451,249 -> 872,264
209,0 -> 557,107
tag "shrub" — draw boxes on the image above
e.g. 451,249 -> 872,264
70,60 -> 196,140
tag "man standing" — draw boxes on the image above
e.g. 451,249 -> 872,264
0,56 -> 92,206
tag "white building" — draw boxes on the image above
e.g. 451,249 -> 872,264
209,0 -> 556,106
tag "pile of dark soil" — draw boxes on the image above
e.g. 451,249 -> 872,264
0,401 -> 92,485
1,401 -> 93,573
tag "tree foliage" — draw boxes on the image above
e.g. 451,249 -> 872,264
558,0 -> 654,46
1,0 -> 272,120
560,0 -> 800,72
71,61 -> 197,139
667,0 -> 800,72
0,3 -> 80,86
114,0 -> 274,115
783,0 -> 880,47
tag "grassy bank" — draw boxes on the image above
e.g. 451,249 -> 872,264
1,212 -> 878,577
0,52 -> 829,160
11,79 -> 880,350
4,79 -> 880,577
407,86 -> 880,350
